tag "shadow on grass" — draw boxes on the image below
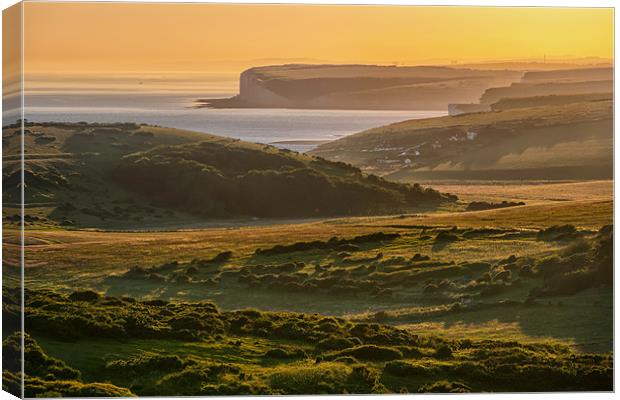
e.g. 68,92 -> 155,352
420,292 -> 612,353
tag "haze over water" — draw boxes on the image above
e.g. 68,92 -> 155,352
22,92 -> 446,152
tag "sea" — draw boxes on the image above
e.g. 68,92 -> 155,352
11,92 -> 446,152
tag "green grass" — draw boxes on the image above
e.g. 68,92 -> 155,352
387,289 -> 612,353
12,219 -> 612,355
8,288 -> 612,395
4,119 -> 613,395
35,336 -> 287,382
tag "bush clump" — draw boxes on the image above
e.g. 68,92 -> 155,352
435,231 -> 458,243
327,345 -> 403,362
68,290 -> 101,303
418,380 -> 472,393
466,201 -> 524,212
384,360 -> 438,377
105,352 -> 186,376
317,336 -> 358,351
264,348 -> 307,359
537,225 -> 578,241
255,232 -> 400,256
434,344 -> 453,359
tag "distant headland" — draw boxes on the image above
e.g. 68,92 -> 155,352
194,62 -> 610,111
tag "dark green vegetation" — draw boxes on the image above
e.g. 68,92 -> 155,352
2,333 -> 132,398
2,122 -> 453,227
531,225 -> 612,298
254,232 -> 400,256
310,100 -> 613,181
466,201 -> 525,212
2,283 -> 612,396
3,106 -> 613,395
112,140 -> 449,218
4,211 -> 614,396
3,192 -> 613,395
91,224 -> 611,325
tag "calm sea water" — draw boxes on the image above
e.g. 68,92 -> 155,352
20,93 -> 446,152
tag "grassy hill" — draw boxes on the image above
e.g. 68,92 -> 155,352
310,100 -> 612,181
520,67 -> 613,83
490,93 -> 612,111
2,122 -> 453,228
479,80 -> 612,105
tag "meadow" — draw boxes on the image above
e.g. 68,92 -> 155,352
2,121 -> 613,395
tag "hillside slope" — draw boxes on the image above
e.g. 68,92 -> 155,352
447,67 -> 613,116
489,93 -> 612,111
2,122 -> 454,228
479,80 -> 612,105
309,100 -> 613,181
520,67 -> 613,83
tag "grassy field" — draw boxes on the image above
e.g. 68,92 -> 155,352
3,122 -> 613,395
425,180 -> 612,203
7,182 -> 612,352
10,194 -> 611,281
4,186 -> 612,395
5,283 -> 612,396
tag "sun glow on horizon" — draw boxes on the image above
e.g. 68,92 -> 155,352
21,3 -> 613,76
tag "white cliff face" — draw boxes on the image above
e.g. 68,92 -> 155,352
227,64 -> 523,110
239,69 -> 289,107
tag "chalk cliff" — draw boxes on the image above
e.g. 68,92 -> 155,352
198,64 -> 522,110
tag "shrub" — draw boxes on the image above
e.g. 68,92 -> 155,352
25,379 -> 134,398
269,363 -> 351,394
256,233 -> 400,256
68,290 -> 101,303
411,253 -> 430,262
106,352 -> 185,376
264,348 -> 307,359
338,244 -> 361,252
384,360 -> 438,377
209,251 -> 233,263
435,232 -> 458,243
562,239 -> 591,256
332,356 -> 359,364
202,381 -> 271,395
328,345 -> 403,361
317,337 -> 357,351
466,201 -> 524,211
537,225 -> 578,241
493,269 -> 511,282
347,365 -> 386,394
4,333 -> 81,381
418,380 -> 471,393
396,346 -> 424,358
154,368 -> 209,396
434,344 -> 453,359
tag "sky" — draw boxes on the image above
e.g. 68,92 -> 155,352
22,3 -> 614,75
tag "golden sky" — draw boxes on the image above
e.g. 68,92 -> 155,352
23,3 -> 614,74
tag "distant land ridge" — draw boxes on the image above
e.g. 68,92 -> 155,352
197,64 -> 522,110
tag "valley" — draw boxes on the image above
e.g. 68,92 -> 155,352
2,74 -> 614,397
